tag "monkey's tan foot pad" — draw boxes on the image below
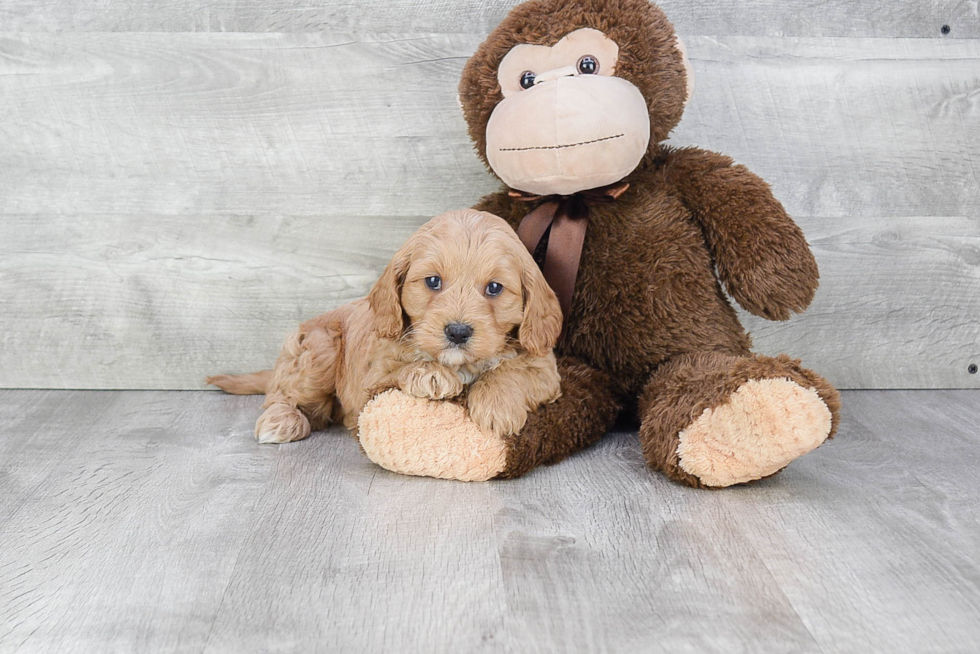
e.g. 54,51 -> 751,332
358,389 -> 507,482
676,378 -> 833,488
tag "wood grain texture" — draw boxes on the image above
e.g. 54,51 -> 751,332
201,429 -> 510,653
2,34 -> 979,220
2,23 -> 979,390
1,212 -> 977,390
741,214 -> 980,390
0,0 -> 975,38
0,213 -> 428,389
0,32 -> 492,218
1,389 -> 979,652
730,390 -> 980,653
0,390 -> 277,652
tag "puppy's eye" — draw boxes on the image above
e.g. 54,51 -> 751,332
519,71 -> 536,89
577,55 -> 599,75
485,281 -> 504,297
424,276 -> 442,291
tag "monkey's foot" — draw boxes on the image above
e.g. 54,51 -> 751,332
357,390 -> 507,482
675,378 -> 832,487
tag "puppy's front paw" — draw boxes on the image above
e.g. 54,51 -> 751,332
399,363 -> 464,400
255,403 -> 311,444
466,381 -> 529,437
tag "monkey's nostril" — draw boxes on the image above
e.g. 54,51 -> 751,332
444,322 -> 473,345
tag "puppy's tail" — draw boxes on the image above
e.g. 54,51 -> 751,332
206,370 -> 272,395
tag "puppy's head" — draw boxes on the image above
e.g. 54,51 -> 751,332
368,209 -> 562,365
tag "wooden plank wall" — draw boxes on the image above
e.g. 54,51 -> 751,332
1,1 -> 978,389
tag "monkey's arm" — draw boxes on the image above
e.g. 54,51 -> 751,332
666,147 -> 819,321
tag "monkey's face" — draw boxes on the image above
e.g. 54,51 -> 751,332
459,0 -> 695,197
486,28 -> 651,196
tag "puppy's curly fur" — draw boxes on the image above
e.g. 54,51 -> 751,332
208,209 -> 563,444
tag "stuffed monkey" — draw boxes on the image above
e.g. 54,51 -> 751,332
359,0 -> 840,487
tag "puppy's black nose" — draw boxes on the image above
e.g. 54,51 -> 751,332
444,322 -> 473,345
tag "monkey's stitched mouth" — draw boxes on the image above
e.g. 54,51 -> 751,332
498,133 -> 624,152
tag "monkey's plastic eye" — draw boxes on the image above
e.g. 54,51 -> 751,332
424,276 -> 442,291
519,71 -> 536,89
485,282 -> 504,297
577,55 -> 599,75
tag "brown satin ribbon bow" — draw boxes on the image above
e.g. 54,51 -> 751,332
512,181 -> 629,327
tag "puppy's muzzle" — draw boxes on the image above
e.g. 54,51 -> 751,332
444,322 -> 473,346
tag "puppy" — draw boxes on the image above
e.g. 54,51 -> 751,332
207,209 -> 563,444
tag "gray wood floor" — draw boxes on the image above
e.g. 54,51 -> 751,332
1,390 -> 979,653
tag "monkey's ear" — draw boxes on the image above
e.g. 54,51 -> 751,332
518,255 -> 563,357
674,34 -> 695,107
368,238 -> 414,339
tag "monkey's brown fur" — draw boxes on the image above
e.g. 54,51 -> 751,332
458,0 -> 841,484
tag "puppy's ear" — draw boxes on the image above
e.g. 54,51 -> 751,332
518,256 -> 563,357
368,238 -> 414,339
